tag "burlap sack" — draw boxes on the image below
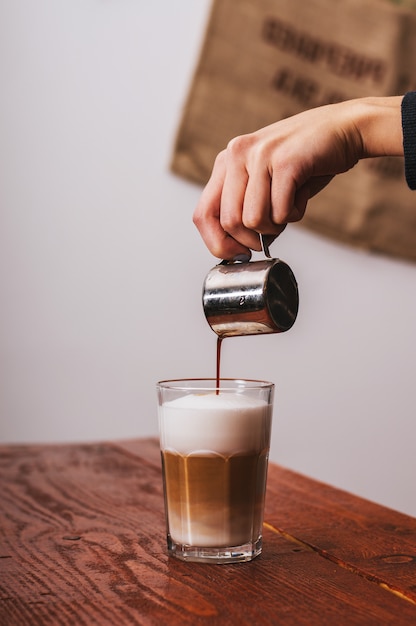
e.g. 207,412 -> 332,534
171,0 -> 416,262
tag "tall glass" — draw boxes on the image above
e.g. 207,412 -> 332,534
157,378 -> 274,564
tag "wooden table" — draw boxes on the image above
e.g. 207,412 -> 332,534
1,438 -> 416,625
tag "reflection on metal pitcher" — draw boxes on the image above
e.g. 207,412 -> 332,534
202,258 -> 299,338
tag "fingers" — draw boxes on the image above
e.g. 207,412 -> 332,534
225,136 -> 309,235
193,138 -> 308,260
270,169 -> 308,224
219,140 -> 262,253
242,160 -> 281,234
193,150 -> 252,260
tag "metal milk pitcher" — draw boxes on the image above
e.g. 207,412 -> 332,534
202,257 -> 299,338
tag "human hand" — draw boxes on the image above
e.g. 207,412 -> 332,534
193,97 -> 403,259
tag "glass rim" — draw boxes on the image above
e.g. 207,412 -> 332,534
156,377 -> 274,391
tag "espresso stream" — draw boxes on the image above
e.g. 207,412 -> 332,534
216,337 -> 223,391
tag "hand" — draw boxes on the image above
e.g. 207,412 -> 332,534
193,96 -> 403,259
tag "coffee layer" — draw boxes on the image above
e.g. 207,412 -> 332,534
162,449 -> 269,547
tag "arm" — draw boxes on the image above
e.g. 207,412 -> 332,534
193,96 -> 404,260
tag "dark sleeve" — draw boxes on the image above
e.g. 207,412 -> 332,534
401,91 -> 416,190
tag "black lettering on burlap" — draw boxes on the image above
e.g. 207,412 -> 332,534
271,67 -> 348,108
262,17 -> 387,85
272,67 -> 320,107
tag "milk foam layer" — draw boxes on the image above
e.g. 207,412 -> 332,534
159,392 -> 272,455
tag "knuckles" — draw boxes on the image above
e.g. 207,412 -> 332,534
192,208 -> 203,229
220,211 -> 241,233
242,214 -> 264,231
226,133 -> 257,160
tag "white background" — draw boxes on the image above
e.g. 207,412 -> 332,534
1,0 -> 415,517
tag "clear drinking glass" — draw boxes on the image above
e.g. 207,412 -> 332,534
157,378 -> 274,564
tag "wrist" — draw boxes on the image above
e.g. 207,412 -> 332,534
352,96 -> 403,159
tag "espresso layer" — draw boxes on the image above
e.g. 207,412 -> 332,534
162,449 -> 269,547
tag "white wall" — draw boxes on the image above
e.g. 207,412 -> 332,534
1,0 -> 416,518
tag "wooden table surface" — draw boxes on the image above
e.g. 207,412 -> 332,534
1,437 -> 416,625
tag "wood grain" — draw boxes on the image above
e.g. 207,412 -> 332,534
264,462 -> 416,604
0,439 -> 415,625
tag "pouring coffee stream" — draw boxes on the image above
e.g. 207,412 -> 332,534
203,235 -> 299,388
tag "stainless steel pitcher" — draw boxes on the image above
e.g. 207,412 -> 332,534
202,257 -> 299,338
